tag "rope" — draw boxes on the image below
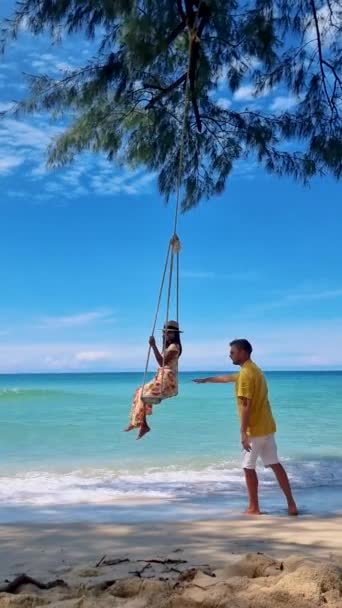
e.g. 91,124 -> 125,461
141,240 -> 172,395
176,249 -> 180,324
141,23 -> 198,398
160,241 -> 176,389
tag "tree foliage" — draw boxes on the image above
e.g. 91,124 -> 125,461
1,0 -> 341,209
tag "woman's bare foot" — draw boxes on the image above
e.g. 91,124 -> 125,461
137,424 -> 150,440
123,424 -> 134,432
288,502 -> 299,516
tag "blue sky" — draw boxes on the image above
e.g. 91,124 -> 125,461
0,1 -> 341,372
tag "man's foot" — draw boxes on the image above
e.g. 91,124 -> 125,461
244,506 -> 262,515
137,424 -> 150,440
288,502 -> 299,516
123,424 -> 134,432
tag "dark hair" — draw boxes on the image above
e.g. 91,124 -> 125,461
165,332 -> 183,357
230,339 -> 252,356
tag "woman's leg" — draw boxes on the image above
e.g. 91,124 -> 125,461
137,410 -> 151,439
124,387 -> 145,432
124,423 -> 135,432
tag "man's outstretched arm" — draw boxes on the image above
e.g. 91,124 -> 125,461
193,374 -> 237,384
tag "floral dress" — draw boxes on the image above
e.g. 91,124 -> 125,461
128,344 -> 180,428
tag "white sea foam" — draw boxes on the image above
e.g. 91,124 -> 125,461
0,459 -> 341,506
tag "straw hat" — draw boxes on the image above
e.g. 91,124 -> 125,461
160,320 -> 183,333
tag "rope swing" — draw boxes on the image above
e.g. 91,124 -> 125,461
141,25 -> 199,401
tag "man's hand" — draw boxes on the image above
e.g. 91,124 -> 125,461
241,432 -> 252,452
193,378 -> 207,383
149,336 -> 156,348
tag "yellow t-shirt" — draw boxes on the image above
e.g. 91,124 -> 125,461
234,360 -> 276,437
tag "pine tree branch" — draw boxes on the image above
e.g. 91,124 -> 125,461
202,121 -> 231,152
146,73 -> 187,108
166,18 -> 186,45
176,0 -> 186,21
188,33 -> 202,131
192,96 -> 202,131
201,35 -> 246,49
186,7 -> 211,133
322,60 -> 342,89
184,0 -> 195,27
197,3 -> 211,37
310,0 -> 336,116
325,0 -> 341,30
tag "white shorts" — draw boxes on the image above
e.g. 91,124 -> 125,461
242,434 -> 279,469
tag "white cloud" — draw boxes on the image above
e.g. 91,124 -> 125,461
233,85 -> 270,102
55,61 -> 75,72
0,154 -> 24,174
181,271 -> 217,279
0,102 -> 14,112
285,288 -> 342,303
0,95 -> 156,199
31,60 -> 47,70
91,167 -> 155,197
29,52 -> 76,74
216,97 -> 232,110
133,172 -> 156,188
250,288 -> 342,314
61,167 -> 86,186
270,96 -> 298,112
234,85 -> 255,101
184,319 -> 342,370
305,1 -> 341,47
0,118 -> 62,151
38,53 -> 56,62
39,309 -> 116,329
0,342 -> 146,373
232,158 -> 257,179
44,182 -> 65,194
31,163 -> 48,177
7,191 -> 27,198
18,15 -> 30,32
181,270 -> 258,281
31,145 -> 154,199
0,317 -> 342,372
74,351 -> 114,364
245,321 -> 342,369
0,63 -> 15,72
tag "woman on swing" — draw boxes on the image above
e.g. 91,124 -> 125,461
124,320 -> 182,439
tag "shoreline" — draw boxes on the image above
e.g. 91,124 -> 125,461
0,485 -> 340,525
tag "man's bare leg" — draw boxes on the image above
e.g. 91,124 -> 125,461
244,468 -> 261,514
270,463 -> 298,515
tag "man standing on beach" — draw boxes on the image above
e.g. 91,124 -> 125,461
194,339 -> 298,516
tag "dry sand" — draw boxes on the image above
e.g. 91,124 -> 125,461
0,515 -> 341,607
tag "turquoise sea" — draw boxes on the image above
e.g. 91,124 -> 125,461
0,371 -> 341,523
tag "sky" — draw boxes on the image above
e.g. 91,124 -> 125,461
0,1 -> 341,373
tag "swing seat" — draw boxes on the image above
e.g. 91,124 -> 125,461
142,395 -> 162,405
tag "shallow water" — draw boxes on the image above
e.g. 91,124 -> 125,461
0,371 -> 341,522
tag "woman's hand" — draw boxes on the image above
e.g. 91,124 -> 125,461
149,336 -> 156,348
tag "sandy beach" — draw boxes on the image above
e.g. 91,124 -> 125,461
0,515 -> 341,607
